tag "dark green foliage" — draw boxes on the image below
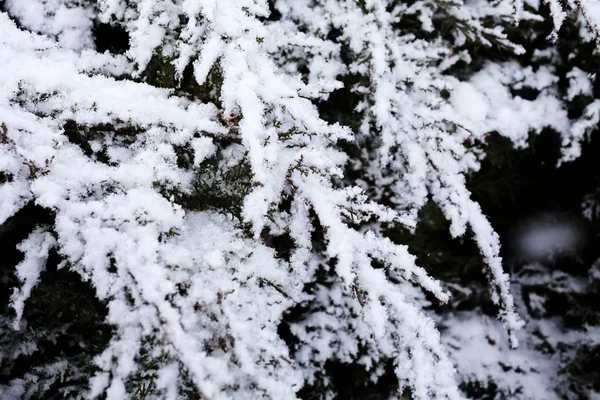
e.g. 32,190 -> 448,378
0,205 -> 112,398
297,360 -> 399,400
459,380 -> 501,399
183,153 -> 253,221
143,53 -> 178,89
93,22 -> 129,55
564,344 -> 600,396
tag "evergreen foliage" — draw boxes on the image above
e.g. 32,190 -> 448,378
0,0 -> 599,399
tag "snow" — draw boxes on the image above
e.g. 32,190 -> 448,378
1,0 -> 599,398
442,258 -> 600,399
10,229 -> 56,330
442,313 -> 561,400
567,67 -> 594,101
450,82 -> 489,122
5,0 -> 95,50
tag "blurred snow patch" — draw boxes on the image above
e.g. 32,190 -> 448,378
511,214 -> 589,262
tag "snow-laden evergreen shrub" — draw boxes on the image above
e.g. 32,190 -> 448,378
1,0 -> 599,398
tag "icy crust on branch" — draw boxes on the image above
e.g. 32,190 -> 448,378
87,211 -> 304,399
275,0 -> 525,346
290,277 -> 460,399
539,0 -> 600,43
578,0 -> 600,41
10,229 -> 56,331
1,40 -> 303,393
0,10 -> 302,398
452,62 -> 600,163
1,3 -> 465,399
187,2 -> 471,396
108,0 -> 463,397
0,12 -> 222,227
